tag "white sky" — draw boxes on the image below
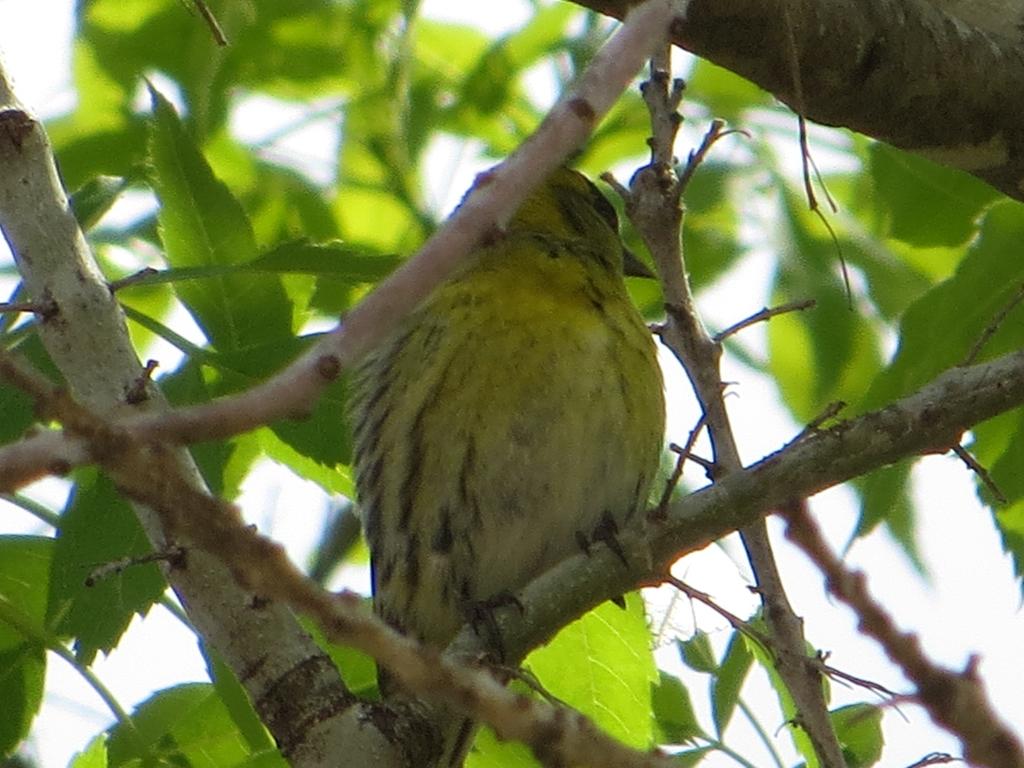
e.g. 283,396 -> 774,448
1,1 -> 1022,767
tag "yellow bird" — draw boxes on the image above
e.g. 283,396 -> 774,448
349,167 -> 665,765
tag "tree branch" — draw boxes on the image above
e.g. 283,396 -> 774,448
0,59 -> 392,768
0,345 -> 678,768
581,0 -> 1024,200
782,504 -> 1024,768
626,73 -> 844,763
473,346 -> 1024,674
0,2 -> 677,764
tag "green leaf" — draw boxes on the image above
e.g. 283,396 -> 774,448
158,358 -> 257,499
198,335 -> 352,469
711,630 -> 753,736
768,188 -> 883,422
678,163 -> 744,291
70,175 -> 131,231
49,470 -> 166,664
852,461 -> 924,572
147,86 -> 293,351
108,240 -> 399,319
831,703 -> 883,768
525,592 -> 656,749
253,240 -> 400,282
672,746 -> 714,766
651,671 -> 705,744
470,595 -> 655,765
0,334 -> 63,444
678,631 -> 718,674
994,498 -> 1024,584
46,31 -> 144,187
301,617 -> 378,698
866,143 -> 998,247
334,183 -> 428,255
107,683 -> 256,768
0,536 -> 52,755
744,617 -> 824,767
465,722 -> 538,768
112,241 -> 398,287
458,4 -> 574,118
687,59 -> 770,121
258,428 -> 354,497
69,733 -> 109,768
202,646 -> 278,753
232,1 -> 391,100
861,201 -> 1024,412
973,408 -> 1024,583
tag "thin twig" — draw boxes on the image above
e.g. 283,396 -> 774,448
819,656 -> 899,701
962,282 -> 1024,366
786,400 -> 847,447
631,40 -> 847,768
713,298 -> 816,342
665,575 -> 771,649
109,267 -> 159,293
677,119 -> 746,192
85,546 -> 186,587
905,753 -> 959,768
0,296 -> 57,318
187,0 -> 228,46
950,444 -> 1007,504
654,414 -> 707,518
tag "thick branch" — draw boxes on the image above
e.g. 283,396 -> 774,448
584,0 -> 1024,200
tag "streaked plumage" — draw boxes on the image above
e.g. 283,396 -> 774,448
349,168 -> 665,764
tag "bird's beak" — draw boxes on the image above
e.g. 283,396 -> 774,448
622,247 -> 657,279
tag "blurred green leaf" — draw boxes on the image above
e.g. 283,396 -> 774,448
972,408 -> 1024,583
202,646 -> 278,754
678,631 -> 718,674
679,163 -> 744,290
866,143 -> 998,247
158,357 -> 258,499
744,616 -> 823,766
466,722 -> 539,768
69,734 -> 109,768
334,183 -> 428,255
108,240 -> 399,303
712,630 -> 753,737
672,746 -> 714,766
300,617 -> 378,698
769,187 -> 883,422
651,671 -> 705,744
0,334 -> 62,444
0,536 -> 51,755
148,86 -> 293,351
831,703 -> 883,768
861,201 -> 1024,412
852,461 -> 924,571
687,60 -> 770,121
995,498 -> 1024,584
70,175 -> 131,231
